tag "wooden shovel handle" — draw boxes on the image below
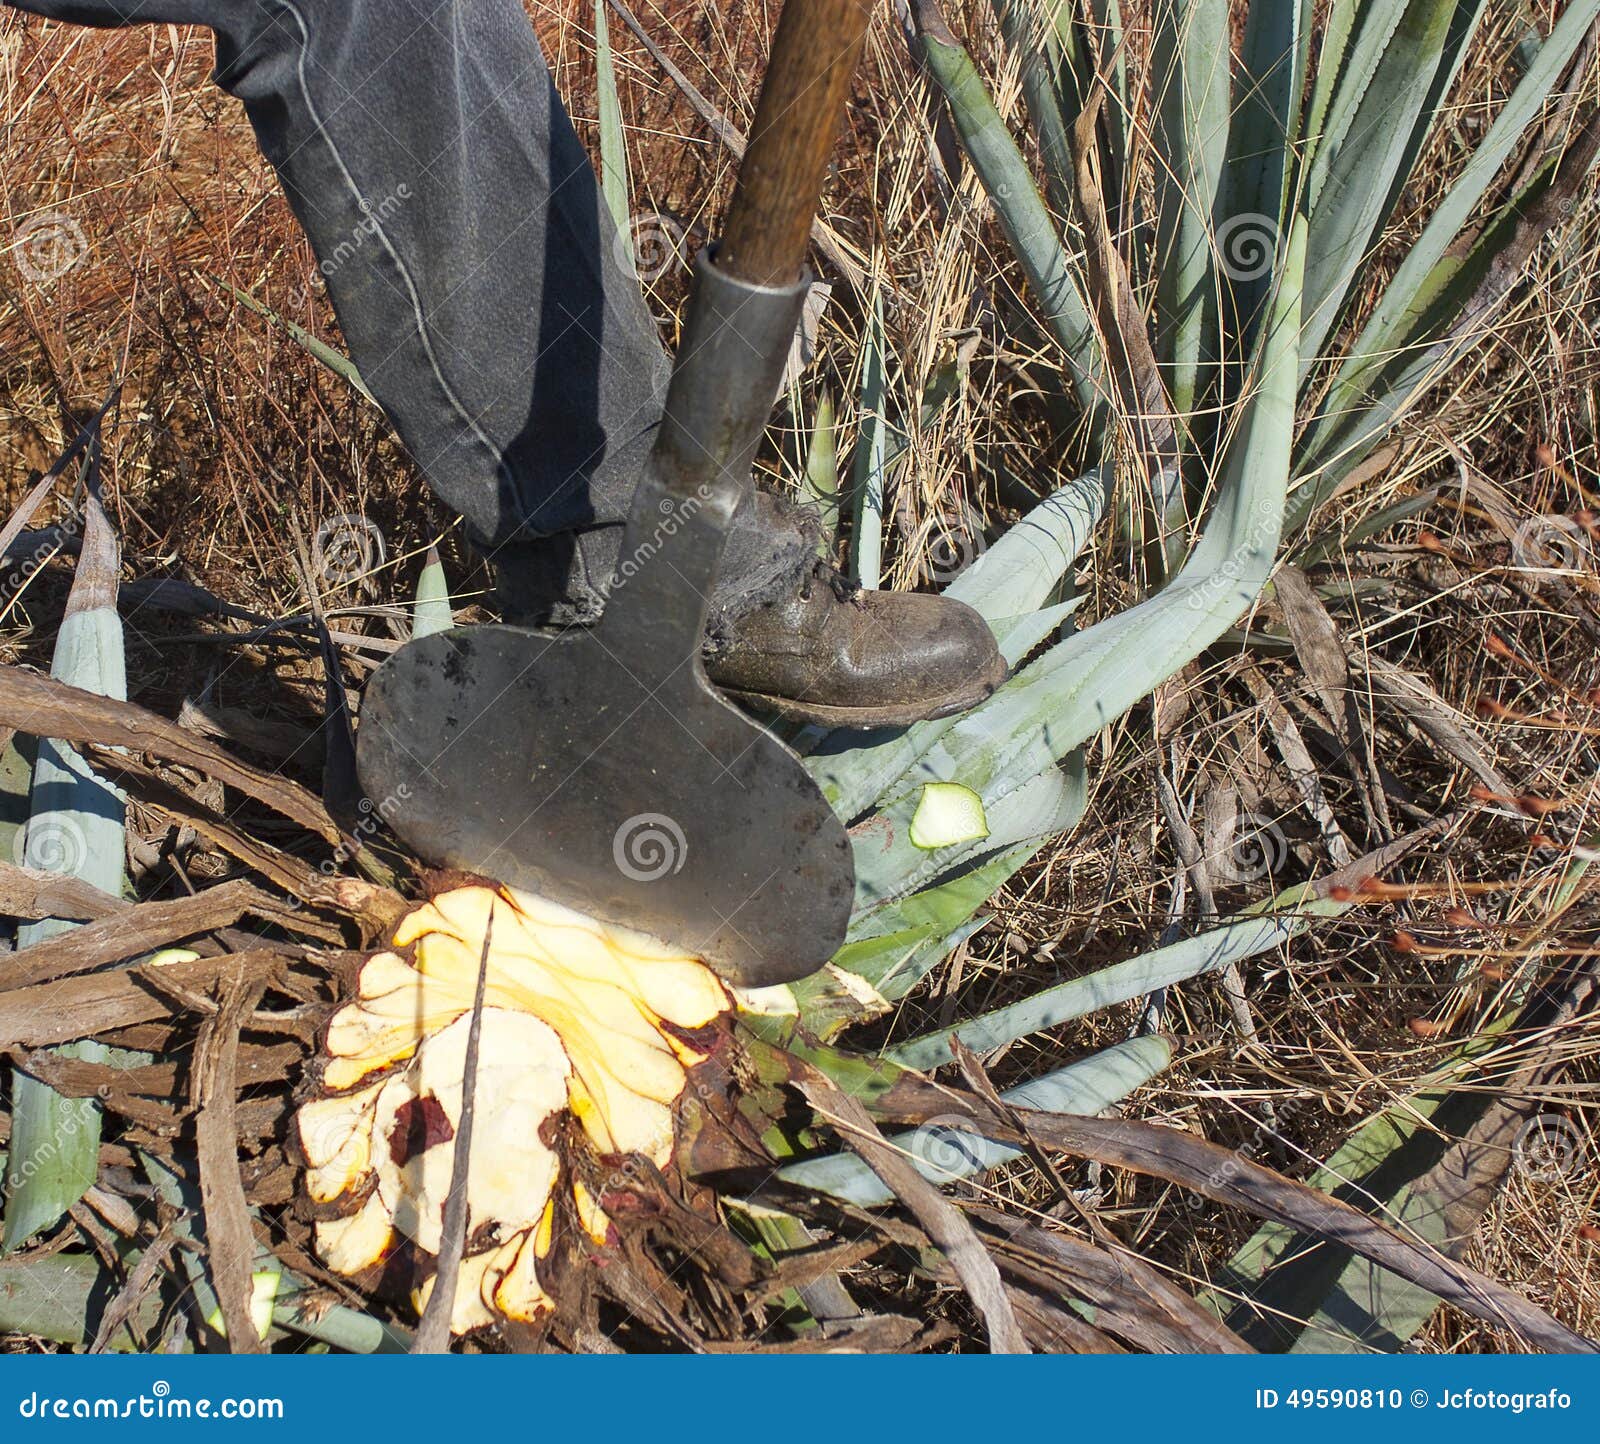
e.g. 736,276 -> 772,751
716,0 -> 876,288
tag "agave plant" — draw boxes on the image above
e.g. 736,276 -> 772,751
2,413 -> 129,1256
767,0 -> 1599,1127
1,0 -> 1594,1353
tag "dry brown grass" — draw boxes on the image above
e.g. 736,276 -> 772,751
1,0 -> 1596,1350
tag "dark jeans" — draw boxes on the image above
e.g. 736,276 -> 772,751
9,0 -> 811,623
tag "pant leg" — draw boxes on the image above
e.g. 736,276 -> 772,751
11,0 -> 674,620
11,0 -> 817,625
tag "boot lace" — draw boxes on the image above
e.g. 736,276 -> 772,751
799,557 -> 863,605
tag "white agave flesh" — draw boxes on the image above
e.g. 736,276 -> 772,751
570,1178 -> 613,1248
409,931 -> 693,1091
314,1191 -> 393,1275
413,1246 -> 502,1335
372,1008 -> 569,1255
300,885 -> 733,1332
297,1079 -> 383,1202
411,1217 -> 555,1334
406,886 -> 728,1027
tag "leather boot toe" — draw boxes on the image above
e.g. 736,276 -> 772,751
705,566 -> 1007,729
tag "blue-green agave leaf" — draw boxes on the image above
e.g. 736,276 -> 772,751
779,1036 -> 1172,1206
1150,0 -> 1232,418
885,900 -> 1332,1073
850,291 -> 887,589
845,220 -> 1306,901
4,474 -> 127,1253
917,26 -> 1107,421
594,0 -> 632,244
411,545 -> 453,640
1299,0 -> 1467,374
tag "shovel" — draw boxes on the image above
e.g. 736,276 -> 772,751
356,0 -> 876,986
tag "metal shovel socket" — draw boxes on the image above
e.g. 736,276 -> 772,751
355,251 -> 857,985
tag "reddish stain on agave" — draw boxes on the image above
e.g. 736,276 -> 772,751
390,1093 -> 455,1166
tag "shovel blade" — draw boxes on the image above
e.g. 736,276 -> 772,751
356,624 -> 855,986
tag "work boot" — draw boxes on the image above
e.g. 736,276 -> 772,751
495,487 -> 1006,730
705,560 -> 1008,728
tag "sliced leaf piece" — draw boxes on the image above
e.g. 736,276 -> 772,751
852,755 -> 1086,918
205,1269 -> 282,1344
908,782 -> 989,850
